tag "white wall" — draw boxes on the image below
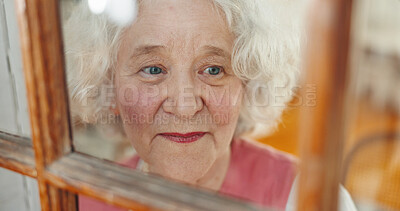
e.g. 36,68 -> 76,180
0,0 -> 40,210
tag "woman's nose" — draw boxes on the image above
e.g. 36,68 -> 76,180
162,77 -> 204,119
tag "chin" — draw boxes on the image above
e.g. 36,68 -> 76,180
148,149 -> 217,184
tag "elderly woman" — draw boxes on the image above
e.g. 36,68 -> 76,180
64,0 -> 355,210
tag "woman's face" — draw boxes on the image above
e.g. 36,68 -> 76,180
115,0 -> 243,183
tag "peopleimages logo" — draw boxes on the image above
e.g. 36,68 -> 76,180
78,83 -> 317,109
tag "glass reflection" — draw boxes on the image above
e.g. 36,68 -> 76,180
62,0 -> 303,209
59,0 -> 397,210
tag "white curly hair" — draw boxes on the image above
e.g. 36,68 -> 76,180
64,0 -> 306,137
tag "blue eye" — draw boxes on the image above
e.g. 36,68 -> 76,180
204,66 -> 222,75
142,66 -> 163,75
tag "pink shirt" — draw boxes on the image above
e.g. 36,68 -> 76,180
79,138 -> 298,210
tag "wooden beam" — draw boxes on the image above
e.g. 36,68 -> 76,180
297,0 -> 353,210
0,131 -> 36,178
45,152 -> 264,211
14,0 -> 76,210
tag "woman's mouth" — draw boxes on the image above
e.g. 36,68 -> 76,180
159,132 -> 206,143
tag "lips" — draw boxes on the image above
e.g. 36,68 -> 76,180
159,132 -> 206,143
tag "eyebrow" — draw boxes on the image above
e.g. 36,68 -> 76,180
200,45 -> 231,59
130,45 -> 166,58
129,45 -> 231,60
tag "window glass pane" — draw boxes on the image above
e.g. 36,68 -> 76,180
0,0 -> 31,137
60,0 -> 324,210
0,167 -> 41,211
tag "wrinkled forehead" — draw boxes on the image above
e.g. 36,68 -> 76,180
136,0 -> 221,17
119,0 -> 233,56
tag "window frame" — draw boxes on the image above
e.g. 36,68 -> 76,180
0,0 -> 354,210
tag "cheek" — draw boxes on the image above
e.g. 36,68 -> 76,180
202,83 -> 243,126
116,83 -> 164,126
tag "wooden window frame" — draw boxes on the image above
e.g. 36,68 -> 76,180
0,0 -> 353,210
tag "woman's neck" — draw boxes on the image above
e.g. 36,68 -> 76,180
139,148 -> 231,192
195,148 -> 231,191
